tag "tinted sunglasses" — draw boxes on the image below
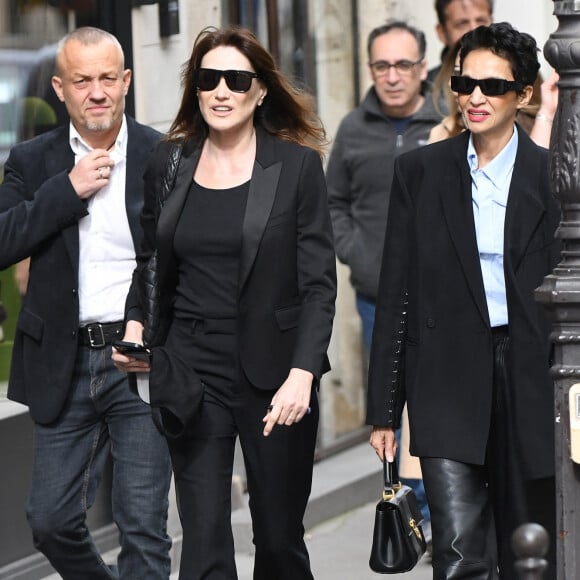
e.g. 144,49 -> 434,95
450,76 -> 524,96
194,68 -> 258,93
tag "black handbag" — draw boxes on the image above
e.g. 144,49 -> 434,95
369,456 -> 427,573
148,345 -> 204,439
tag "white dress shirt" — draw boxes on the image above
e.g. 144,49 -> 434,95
70,116 -> 136,325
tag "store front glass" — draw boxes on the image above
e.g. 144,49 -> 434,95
0,1 -> 67,392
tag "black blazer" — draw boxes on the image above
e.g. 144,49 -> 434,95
0,117 -> 161,424
366,126 -> 561,480
126,128 -> 336,390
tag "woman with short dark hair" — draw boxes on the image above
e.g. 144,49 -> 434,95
368,22 -> 558,579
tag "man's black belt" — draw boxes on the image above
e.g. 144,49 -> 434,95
78,321 -> 124,348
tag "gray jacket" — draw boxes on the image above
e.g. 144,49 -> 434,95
326,87 -> 441,299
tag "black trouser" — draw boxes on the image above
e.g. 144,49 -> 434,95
165,316 -> 319,580
420,331 -> 555,579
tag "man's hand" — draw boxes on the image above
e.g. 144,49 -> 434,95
111,321 -> 150,373
369,426 -> 397,462
68,149 -> 115,199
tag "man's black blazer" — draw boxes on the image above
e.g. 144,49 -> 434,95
125,128 -> 337,391
367,126 -> 561,480
0,117 -> 161,424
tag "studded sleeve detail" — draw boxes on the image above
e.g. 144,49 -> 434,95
386,291 -> 408,427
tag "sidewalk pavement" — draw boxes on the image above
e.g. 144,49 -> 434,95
187,501 -> 433,580
171,441 -> 433,579
42,441 -> 433,579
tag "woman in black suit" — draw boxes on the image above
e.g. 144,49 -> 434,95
367,23 -> 559,579
114,26 -> 336,580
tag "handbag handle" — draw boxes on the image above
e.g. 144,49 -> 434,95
382,456 -> 403,501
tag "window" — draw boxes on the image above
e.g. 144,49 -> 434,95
225,0 -> 317,96
0,1 -> 69,395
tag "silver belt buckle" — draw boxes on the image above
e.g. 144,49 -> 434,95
87,323 -> 106,348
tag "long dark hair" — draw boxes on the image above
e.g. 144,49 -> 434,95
166,26 -> 327,156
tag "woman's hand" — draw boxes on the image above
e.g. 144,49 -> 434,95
538,70 -> 559,119
530,70 -> 559,148
262,368 -> 314,436
111,320 -> 150,373
369,426 -> 397,462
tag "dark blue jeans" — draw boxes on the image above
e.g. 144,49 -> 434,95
356,292 -> 431,527
355,292 -> 376,357
26,345 -> 172,579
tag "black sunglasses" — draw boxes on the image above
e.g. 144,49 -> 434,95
194,68 -> 259,93
450,76 -> 524,96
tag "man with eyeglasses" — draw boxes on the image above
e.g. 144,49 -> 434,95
327,19 -> 440,353
326,18 -> 440,549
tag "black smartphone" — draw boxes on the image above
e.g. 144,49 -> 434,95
112,340 -> 151,361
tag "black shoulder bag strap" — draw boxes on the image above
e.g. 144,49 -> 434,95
158,142 -> 183,212
141,141 -> 183,348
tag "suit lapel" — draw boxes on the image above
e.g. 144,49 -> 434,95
45,130 -> 78,272
439,135 -> 490,326
239,159 -> 281,290
505,129 -> 546,272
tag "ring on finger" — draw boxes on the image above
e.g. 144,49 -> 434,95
98,167 -> 104,179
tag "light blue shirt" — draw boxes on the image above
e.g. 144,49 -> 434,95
467,129 -> 518,327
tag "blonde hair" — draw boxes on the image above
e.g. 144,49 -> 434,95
431,41 -> 464,138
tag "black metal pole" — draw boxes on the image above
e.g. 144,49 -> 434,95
534,2 -> 580,579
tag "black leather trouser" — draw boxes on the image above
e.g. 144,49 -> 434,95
421,458 -> 499,580
421,459 -> 555,580
420,333 -> 555,579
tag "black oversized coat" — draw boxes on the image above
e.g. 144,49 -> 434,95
367,126 -> 561,480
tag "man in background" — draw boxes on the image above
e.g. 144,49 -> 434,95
327,19 -> 440,357
0,27 -> 171,579
428,0 -> 493,82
